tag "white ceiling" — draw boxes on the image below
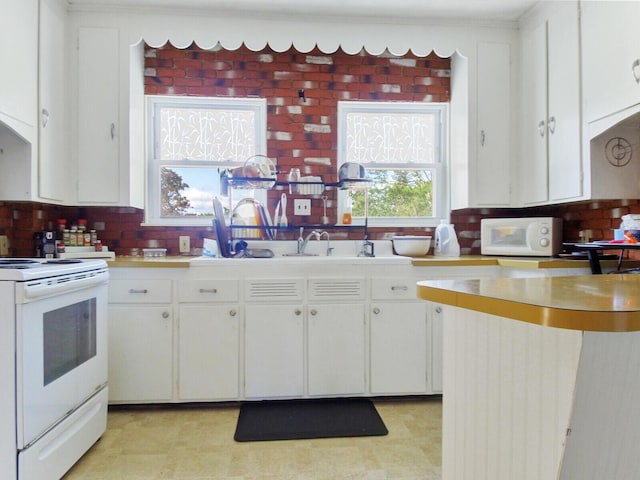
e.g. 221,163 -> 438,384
67,0 -> 542,22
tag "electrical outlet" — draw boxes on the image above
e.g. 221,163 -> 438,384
0,235 -> 8,256
179,236 -> 190,253
294,199 -> 311,216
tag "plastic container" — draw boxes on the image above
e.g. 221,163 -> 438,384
434,220 -> 460,257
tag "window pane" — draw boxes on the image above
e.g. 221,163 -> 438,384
345,112 -> 436,164
158,107 -> 256,161
352,169 -> 435,218
160,167 -> 217,217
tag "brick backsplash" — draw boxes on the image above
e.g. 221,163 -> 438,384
2,200 -> 640,258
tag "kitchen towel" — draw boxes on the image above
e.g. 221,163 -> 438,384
234,398 -> 388,442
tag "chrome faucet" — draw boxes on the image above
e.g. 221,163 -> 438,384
297,227 -> 332,255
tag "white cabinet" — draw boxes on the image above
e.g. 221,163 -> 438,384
38,0 -> 67,202
76,26 -> 121,204
370,276 -> 429,394
474,42 -> 512,206
520,1 -> 582,205
582,1 -> 640,124
307,303 -> 366,396
178,305 -> 240,400
244,303 -> 304,399
0,0 -> 37,135
177,278 -> 240,400
370,302 -> 428,394
107,278 -> 173,403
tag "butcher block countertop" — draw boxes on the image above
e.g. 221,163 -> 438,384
417,274 -> 640,332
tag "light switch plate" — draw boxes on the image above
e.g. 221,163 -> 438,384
0,235 -> 8,256
294,199 -> 311,216
179,236 -> 190,253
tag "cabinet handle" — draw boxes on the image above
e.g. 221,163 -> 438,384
162,311 -> 170,319
310,309 -> 317,316
632,59 -> 640,84
41,108 -> 49,128
128,288 -> 148,294
373,307 -> 380,315
480,129 -> 485,147
110,123 -> 116,140
537,120 -> 546,137
391,285 -> 408,291
294,309 -> 302,316
435,306 -> 442,314
199,288 -> 218,294
229,309 -> 237,317
548,116 -> 556,135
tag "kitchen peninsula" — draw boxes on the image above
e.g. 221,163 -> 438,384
417,275 -> 640,480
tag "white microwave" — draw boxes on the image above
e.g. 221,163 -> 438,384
480,217 -> 562,257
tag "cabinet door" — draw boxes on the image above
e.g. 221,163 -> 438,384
475,42 -> 511,206
307,303 -> 366,396
108,305 -> 173,402
370,302 -> 428,394
77,27 -> 120,203
0,0 -> 37,131
38,0 -> 67,202
547,2 -> 581,202
178,304 -> 240,400
582,1 -> 640,123
520,20 -> 549,206
244,304 -> 304,399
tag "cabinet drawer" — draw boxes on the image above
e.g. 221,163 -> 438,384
108,278 -> 172,304
371,277 -> 416,300
178,279 -> 239,303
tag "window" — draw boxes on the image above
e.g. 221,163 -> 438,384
145,95 -> 267,226
337,101 -> 448,227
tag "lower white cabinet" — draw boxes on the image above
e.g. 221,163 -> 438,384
308,303 -> 366,396
177,304 -> 240,401
370,302 -> 428,394
108,305 -> 173,402
244,304 -> 304,399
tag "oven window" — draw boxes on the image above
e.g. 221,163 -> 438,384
43,298 -> 97,386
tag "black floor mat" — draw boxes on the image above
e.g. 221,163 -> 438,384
234,398 -> 388,442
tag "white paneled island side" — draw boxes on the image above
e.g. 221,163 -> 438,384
418,275 -> 640,480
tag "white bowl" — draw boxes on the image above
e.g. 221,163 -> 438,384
392,236 -> 432,256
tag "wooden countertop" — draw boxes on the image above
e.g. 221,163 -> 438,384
107,256 -> 196,268
417,274 -> 640,332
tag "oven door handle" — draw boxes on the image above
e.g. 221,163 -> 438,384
20,270 -> 110,301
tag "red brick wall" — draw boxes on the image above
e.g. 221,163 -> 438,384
145,43 -> 451,226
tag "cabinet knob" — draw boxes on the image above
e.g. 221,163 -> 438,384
294,309 -> 302,316
435,306 -> 442,314
632,58 -> 640,84
547,116 -> 556,135
537,120 -> 546,137
373,307 -> 380,315
162,311 -> 170,319
229,309 -> 237,317
310,309 -> 317,316
41,108 -> 49,128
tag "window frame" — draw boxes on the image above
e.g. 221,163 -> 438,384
144,95 -> 267,226
337,101 -> 449,228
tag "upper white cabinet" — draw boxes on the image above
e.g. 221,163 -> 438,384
519,1 -> 582,206
474,42 -> 512,206
0,0 -> 38,136
39,0 -> 67,203
581,1 -> 640,124
76,26 -> 121,204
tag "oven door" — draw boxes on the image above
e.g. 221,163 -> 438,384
16,281 -> 108,449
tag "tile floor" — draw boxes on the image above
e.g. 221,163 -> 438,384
62,397 -> 442,480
